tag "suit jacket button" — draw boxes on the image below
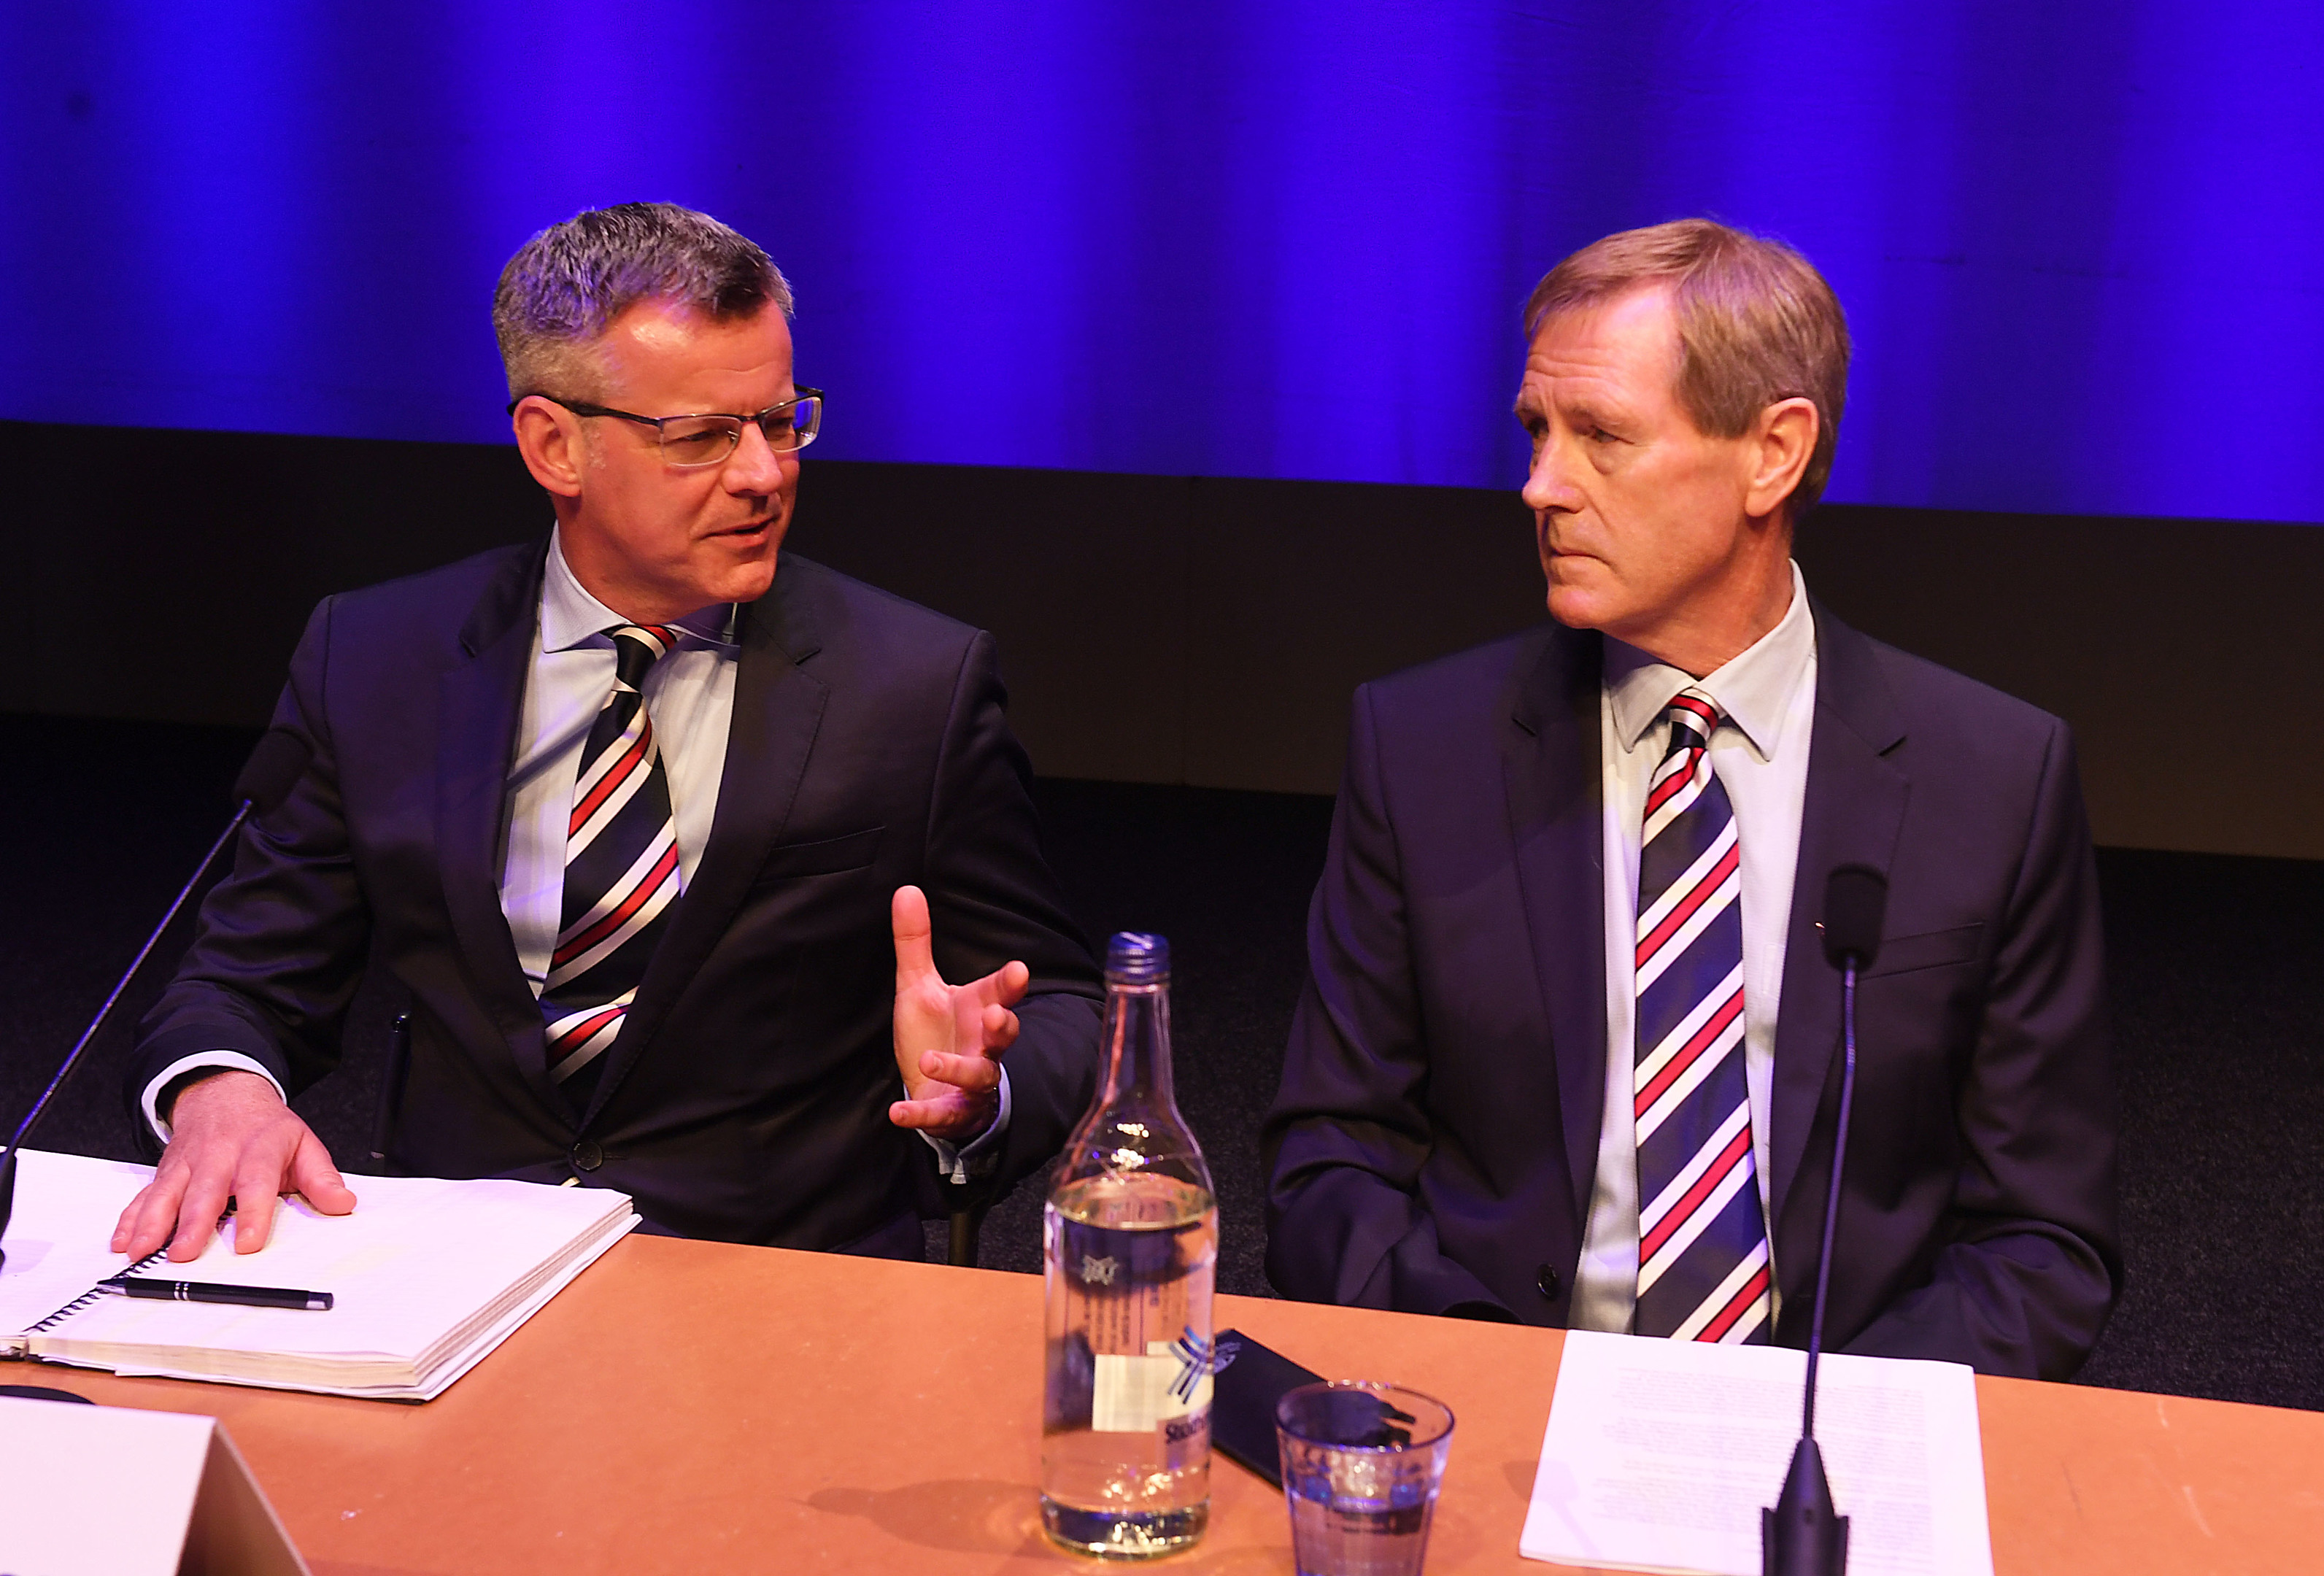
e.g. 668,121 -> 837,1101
571,1140 -> 603,1173
1536,1263 -> 1561,1300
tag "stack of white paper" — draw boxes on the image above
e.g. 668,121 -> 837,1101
1521,1329 -> 1993,1576
1,1148 -> 636,1400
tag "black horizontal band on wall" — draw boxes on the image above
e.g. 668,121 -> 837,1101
3,420 -> 2317,859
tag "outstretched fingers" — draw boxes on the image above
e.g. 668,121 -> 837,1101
887,1094 -> 957,1130
290,1132 -> 357,1217
167,1155 -> 239,1262
887,884 -> 1027,1140
113,1165 -> 194,1260
978,959 -> 1032,1008
226,1156 -> 285,1256
917,1047 -> 1004,1093
111,1073 -> 357,1262
891,884 -> 936,989
981,1003 -> 1021,1053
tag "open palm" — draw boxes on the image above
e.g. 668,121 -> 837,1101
888,884 -> 1028,1141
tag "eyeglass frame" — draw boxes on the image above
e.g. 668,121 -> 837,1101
508,389 -> 825,466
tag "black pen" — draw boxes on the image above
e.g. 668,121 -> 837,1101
99,1276 -> 333,1311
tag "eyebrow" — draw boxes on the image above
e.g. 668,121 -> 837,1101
1512,388 -> 1629,430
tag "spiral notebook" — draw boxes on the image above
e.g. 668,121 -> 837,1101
0,1148 -> 636,1401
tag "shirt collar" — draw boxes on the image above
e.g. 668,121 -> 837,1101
1604,560 -> 1816,761
539,528 -> 741,654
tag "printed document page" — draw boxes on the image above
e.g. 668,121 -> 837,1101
1520,1329 -> 1993,1576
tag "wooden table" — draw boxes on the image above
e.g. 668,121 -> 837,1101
48,1237 -> 2324,1574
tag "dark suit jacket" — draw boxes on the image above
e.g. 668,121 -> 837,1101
131,541 -> 1102,1256
1263,603 -> 2120,1378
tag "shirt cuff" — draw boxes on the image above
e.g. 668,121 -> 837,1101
917,1065 -> 1014,1186
141,1053 -> 287,1143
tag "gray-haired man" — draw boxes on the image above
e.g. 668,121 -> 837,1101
115,203 -> 1103,1262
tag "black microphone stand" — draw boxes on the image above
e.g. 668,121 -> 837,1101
0,803 -> 255,1405
0,730 -> 311,1278
1763,865 -> 1885,1576
0,808 -> 250,1276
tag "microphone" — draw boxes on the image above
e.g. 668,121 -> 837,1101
367,1013 -> 414,1173
1763,864 -> 1886,1576
0,728 -> 312,1275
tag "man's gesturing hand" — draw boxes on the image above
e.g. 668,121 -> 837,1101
110,1070 -> 357,1262
889,884 -> 1028,1143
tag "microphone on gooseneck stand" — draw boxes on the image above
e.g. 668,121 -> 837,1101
0,729 -> 314,1277
1762,864 -> 1888,1576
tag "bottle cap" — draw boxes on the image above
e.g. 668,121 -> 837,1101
1105,931 -> 1170,984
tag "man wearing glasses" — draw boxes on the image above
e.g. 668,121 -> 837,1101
113,203 -> 1102,1263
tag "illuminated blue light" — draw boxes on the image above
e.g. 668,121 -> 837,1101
1,1 -> 2318,521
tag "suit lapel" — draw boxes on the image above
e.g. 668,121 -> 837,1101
436,542 -> 557,1104
583,569 -> 830,1125
1767,603 -> 1910,1237
1503,625 -> 1607,1238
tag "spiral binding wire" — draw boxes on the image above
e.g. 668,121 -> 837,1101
23,1245 -> 169,1334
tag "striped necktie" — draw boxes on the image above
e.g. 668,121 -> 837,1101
540,624 -> 684,1109
1631,690 -> 1772,1343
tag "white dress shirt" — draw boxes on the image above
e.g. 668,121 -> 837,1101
500,535 -> 738,988
1569,561 -> 1819,1333
148,530 -> 1005,1175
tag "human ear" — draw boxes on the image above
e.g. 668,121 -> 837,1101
1743,397 -> 1818,519
511,397 -> 587,499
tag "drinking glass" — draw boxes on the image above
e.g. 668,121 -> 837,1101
1274,1381 -> 1454,1576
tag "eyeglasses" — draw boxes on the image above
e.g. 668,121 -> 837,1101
513,390 -> 825,467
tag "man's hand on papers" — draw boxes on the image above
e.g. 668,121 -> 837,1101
887,883 -> 1027,1143
111,1071 -> 357,1262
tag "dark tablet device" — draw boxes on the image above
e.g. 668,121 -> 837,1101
1210,1327 -> 1325,1487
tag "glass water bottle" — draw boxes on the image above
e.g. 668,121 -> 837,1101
1040,932 -> 1218,1558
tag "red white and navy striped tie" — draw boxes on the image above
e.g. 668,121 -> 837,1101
1631,690 -> 1772,1343
539,624 -> 684,1108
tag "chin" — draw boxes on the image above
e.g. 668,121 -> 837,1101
710,534 -> 783,603
1543,576 -> 1613,633
722,559 -> 779,604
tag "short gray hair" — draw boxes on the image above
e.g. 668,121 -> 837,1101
493,202 -> 794,401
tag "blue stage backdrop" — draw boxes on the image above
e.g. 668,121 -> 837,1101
3,3 -> 2320,522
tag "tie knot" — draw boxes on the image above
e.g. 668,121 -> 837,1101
1661,690 -> 1721,755
607,624 -> 678,690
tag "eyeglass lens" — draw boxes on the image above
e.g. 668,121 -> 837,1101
657,396 -> 822,466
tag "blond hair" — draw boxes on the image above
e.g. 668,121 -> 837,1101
1524,219 -> 1850,511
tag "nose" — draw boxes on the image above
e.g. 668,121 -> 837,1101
722,419 -> 792,495
1521,431 -> 1581,517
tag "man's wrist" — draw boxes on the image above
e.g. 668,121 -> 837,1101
142,1054 -> 287,1142
922,1065 -> 1014,1183
158,1067 -> 231,1126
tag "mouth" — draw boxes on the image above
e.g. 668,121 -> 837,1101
711,517 -> 776,543
1540,542 -> 1600,578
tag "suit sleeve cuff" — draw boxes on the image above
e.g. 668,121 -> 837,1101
918,1065 -> 1014,1185
141,1053 -> 287,1143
